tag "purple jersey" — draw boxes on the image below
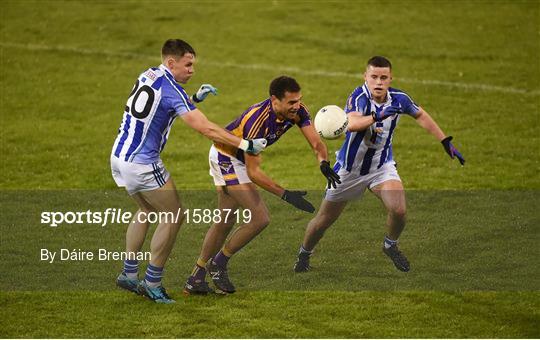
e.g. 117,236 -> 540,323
216,98 -> 311,162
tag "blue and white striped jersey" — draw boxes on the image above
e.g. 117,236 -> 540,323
335,83 -> 420,175
111,64 -> 196,164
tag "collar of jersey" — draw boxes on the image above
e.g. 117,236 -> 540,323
363,82 -> 392,107
269,101 -> 294,123
267,99 -> 284,123
159,64 -> 174,78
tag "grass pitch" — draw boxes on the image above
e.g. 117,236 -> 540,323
1,0 -> 539,338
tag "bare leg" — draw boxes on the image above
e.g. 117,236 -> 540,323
198,187 -> 239,263
188,183 -> 268,266
370,180 -> 410,272
302,199 -> 348,251
126,196 -> 154,258
137,178 -> 184,268
221,183 -> 270,255
184,187 -> 240,294
293,199 -> 348,272
185,183 -> 269,294
370,180 -> 406,240
119,177 -> 183,299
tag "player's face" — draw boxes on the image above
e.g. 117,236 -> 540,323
271,91 -> 302,120
364,66 -> 392,101
167,53 -> 195,83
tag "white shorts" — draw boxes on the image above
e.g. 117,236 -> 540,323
110,155 -> 170,195
208,146 -> 251,186
325,162 -> 401,202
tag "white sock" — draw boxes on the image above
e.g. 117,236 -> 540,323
384,236 -> 398,249
299,245 -> 313,255
125,272 -> 138,279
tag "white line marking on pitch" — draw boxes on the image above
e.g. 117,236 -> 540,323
1,42 -> 538,96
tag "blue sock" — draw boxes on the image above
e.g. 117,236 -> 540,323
144,264 -> 164,288
123,260 -> 138,279
384,236 -> 398,249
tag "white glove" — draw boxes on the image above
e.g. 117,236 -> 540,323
238,138 -> 267,155
192,84 -> 218,103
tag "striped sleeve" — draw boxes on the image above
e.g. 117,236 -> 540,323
392,90 -> 420,117
163,78 -> 196,117
244,106 -> 270,138
345,87 -> 368,115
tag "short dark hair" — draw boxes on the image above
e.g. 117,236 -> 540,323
367,56 -> 392,70
269,76 -> 301,100
161,39 -> 196,59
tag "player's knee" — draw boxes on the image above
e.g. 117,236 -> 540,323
313,214 -> 335,231
391,206 -> 406,220
214,219 -> 235,232
253,214 -> 270,231
165,221 -> 182,235
259,215 -> 271,229
138,208 -> 155,215
161,203 -> 184,223
175,211 -> 186,225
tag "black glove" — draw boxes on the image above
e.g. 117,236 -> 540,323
441,136 -> 465,165
281,190 -> 315,213
320,161 -> 341,189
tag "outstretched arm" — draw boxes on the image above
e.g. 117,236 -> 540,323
300,124 -> 328,163
245,153 -> 285,197
181,109 -> 266,155
413,107 -> 445,141
245,154 -> 315,213
300,124 -> 341,189
414,107 -> 465,165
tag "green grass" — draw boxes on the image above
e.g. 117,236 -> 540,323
1,291 -> 538,338
1,0 -> 539,338
1,190 -> 539,291
1,0 -> 539,190
1,190 -> 538,337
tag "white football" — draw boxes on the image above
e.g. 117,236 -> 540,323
314,105 -> 348,140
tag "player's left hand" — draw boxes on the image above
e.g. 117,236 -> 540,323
320,160 -> 341,189
441,136 -> 465,165
281,190 -> 315,213
192,84 -> 218,103
372,106 -> 403,122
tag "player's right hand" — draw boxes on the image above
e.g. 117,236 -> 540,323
241,138 -> 267,155
320,160 -> 341,189
372,106 -> 402,122
281,190 -> 315,213
441,136 -> 465,165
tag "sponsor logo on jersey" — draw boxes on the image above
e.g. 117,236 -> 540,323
144,70 -> 157,81
219,161 -> 233,173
